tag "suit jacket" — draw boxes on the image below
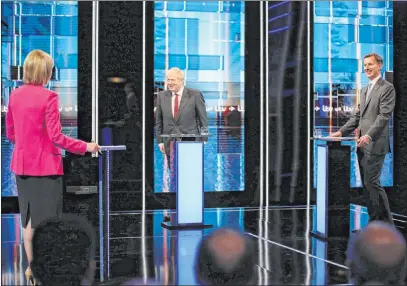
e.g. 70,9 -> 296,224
339,77 -> 395,155
6,84 -> 87,176
155,87 -> 208,154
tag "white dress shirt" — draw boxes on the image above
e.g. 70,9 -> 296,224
366,74 -> 381,101
368,74 -> 381,88
172,86 -> 184,117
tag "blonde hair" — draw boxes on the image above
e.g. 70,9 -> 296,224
23,49 -> 54,85
166,67 -> 185,81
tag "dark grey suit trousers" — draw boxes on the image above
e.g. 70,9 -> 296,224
357,149 -> 393,224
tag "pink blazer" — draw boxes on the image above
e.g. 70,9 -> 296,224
6,84 -> 87,176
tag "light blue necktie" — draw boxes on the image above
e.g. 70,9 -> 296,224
366,83 -> 373,101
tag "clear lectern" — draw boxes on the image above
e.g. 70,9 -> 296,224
160,134 -> 213,230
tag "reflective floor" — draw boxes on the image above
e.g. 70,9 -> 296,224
2,206 -> 406,285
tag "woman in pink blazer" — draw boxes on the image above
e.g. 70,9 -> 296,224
6,49 -> 99,284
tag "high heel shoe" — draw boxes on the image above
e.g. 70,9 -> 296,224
25,267 -> 36,285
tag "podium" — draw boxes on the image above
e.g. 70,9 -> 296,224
311,137 -> 355,239
160,134 -> 213,230
98,143 -> 126,281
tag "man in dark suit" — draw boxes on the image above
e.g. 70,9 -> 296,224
155,67 -> 208,160
331,53 -> 396,224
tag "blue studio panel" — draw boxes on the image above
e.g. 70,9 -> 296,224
153,1 -> 245,193
313,1 -> 393,188
1,2 -> 79,196
176,143 -> 204,225
316,145 -> 328,236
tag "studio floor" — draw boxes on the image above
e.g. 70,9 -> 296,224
2,206 -> 406,285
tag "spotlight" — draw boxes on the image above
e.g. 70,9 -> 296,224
107,77 -> 127,83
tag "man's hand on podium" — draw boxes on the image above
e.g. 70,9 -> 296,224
357,135 -> 371,148
330,131 -> 342,137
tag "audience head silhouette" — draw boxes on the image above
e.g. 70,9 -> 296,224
30,214 -> 96,286
195,228 -> 255,285
346,221 -> 407,285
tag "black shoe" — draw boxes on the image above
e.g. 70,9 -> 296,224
163,216 -> 171,222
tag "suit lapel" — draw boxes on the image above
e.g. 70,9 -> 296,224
362,78 -> 382,116
360,87 -> 367,115
175,88 -> 190,123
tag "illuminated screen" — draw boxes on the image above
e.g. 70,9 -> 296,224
313,1 -> 393,188
1,2 -> 78,197
153,1 -> 245,193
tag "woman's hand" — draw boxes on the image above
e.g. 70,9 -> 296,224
86,142 -> 100,153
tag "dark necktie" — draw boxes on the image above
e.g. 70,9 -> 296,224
173,93 -> 179,118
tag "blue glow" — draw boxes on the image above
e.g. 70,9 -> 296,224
316,145 -> 328,235
176,230 -> 203,285
312,238 -> 327,285
176,143 -> 204,225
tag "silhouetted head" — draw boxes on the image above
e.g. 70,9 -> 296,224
195,228 -> 255,285
346,221 -> 407,285
30,214 -> 97,285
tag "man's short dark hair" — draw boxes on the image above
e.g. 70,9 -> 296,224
30,214 -> 96,286
364,53 -> 383,66
195,228 -> 255,285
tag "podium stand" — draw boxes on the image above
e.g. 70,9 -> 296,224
311,137 -> 355,239
160,134 -> 213,230
98,143 -> 126,281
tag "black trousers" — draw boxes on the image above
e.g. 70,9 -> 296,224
357,150 -> 393,224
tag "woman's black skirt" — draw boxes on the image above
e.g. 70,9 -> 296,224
16,175 -> 63,228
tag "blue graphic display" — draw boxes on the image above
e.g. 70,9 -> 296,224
313,1 -> 393,188
1,2 -> 78,196
153,1 -> 245,193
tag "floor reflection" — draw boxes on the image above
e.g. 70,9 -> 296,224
2,206 -> 405,285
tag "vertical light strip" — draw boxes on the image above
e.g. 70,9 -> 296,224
184,16 -> 188,82
141,1 -> 148,283
50,2 -> 54,59
13,3 -> 16,67
264,0 -> 271,275
164,1 -> 169,84
92,1 -> 99,153
18,3 -> 22,66
106,151 -> 111,279
142,0 -> 146,213
328,1 -> 333,131
356,1 -> 362,92
259,0 -> 264,210
259,4 -> 265,282
305,2 -> 312,285
265,1 -> 269,210
49,2 -> 54,90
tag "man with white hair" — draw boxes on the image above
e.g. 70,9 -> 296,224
155,67 -> 208,160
